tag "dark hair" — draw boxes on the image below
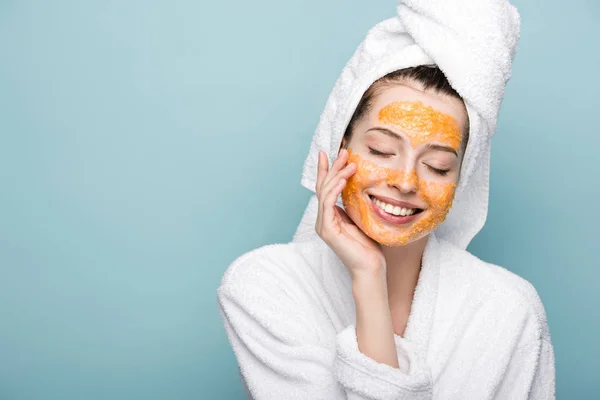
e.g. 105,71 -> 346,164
342,65 -> 470,153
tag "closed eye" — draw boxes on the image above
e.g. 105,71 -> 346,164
425,164 -> 450,176
368,147 -> 394,157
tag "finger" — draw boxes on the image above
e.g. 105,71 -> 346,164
327,149 -> 348,180
323,149 -> 349,188
320,161 -> 356,199
319,161 -> 357,226
316,151 -> 328,197
317,153 -> 355,238
319,165 -> 356,227
315,152 -> 327,232
321,177 -> 346,224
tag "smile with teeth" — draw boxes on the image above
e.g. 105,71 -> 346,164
369,195 -> 422,217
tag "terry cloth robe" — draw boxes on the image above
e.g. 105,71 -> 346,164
217,231 -> 555,399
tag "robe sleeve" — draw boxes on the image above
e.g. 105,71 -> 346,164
334,325 -> 433,399
494,337 -> 556,399
216,252 -> 434,400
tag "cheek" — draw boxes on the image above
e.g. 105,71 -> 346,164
341,160 -> 389,230
420,181 -> 456,209
342,156 -> 389,199
341,171 -> 371,233
341,166 -> 371,216
398,181 -> 456,244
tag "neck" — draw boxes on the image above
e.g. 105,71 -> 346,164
382,234 -> 429,307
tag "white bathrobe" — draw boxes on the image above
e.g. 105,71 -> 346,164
217,232 -> 555,399
218,0 -> 556,398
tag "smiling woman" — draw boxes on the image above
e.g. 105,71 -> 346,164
217,0 -> 556,399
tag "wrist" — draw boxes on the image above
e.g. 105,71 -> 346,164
352,267 -> 388,301
351,262 -> 386,284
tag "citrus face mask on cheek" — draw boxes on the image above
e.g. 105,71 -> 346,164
378,101 -> 462,152
341,150 -> 456,246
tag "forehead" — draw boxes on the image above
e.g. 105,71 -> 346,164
366,82 -> 468,133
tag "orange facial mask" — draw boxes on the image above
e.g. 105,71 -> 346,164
378,101 -> 462,151
341,150 -> 456,246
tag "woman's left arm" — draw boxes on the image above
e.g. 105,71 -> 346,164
494,336 -> 556,399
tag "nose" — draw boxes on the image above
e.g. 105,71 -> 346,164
390,169 -> 419,194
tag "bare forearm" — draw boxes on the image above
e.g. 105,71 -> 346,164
352,270 -> 399,369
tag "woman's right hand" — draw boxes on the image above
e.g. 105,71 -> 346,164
315,149 -> 387,279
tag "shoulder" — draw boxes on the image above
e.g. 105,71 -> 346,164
217,240 -> 335,314
218,240 -> 325,297
437,238 -> 551,344
216,240 -> 331,344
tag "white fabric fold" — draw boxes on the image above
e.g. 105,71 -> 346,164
334,325 -> 432,399
295,0 -> 521,250
217,233 -> 555,399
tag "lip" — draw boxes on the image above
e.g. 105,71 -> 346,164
368,196 -> 422,225
368,194 -> 423,210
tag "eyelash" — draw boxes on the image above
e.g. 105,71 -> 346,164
368,147 -> 393,157
368,147 -> 450,176
426,165 -> 450,176
369,147 -> 450,176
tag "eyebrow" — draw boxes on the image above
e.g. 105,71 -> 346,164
423,143 -> 458,156
365,126 -> 458,156
365,127 -> 403,140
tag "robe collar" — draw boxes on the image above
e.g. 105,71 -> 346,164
402,231 -> 441,358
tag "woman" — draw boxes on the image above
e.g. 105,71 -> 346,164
218,1 -> 555,399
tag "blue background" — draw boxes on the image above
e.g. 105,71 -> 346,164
1,0 -> 598,398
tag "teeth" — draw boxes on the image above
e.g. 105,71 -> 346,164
372,196 -> 417,217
